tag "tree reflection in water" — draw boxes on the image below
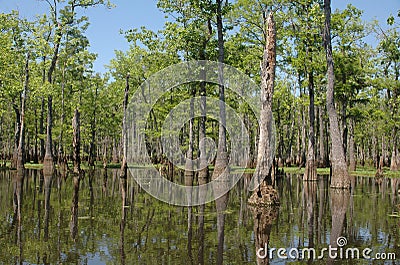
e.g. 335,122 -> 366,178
120,172 -> 128,265
13,168 -> 24,264
43,165 -> 53,242
1,170 -> 399,264
249,205 -> 278,265
328,188 -> 350,264
70,174 -> 81,241
304,181 -> 317,264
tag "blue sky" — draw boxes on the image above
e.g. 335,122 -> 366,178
1,0 -> 399,74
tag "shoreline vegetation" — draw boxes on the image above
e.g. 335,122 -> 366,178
2,161 -> 399,178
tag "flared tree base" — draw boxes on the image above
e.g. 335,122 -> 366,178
248,182 -> 279,206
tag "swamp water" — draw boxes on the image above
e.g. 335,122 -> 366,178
0,169 -> 399,264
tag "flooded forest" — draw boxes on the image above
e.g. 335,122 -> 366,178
0,0 -> 400,264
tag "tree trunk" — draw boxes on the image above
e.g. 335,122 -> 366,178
390,128 -> 398,171
213,3 -> 229,264
39,56 -> 46,163
248,12 -> 279,206
318,105 -> 328,167
296,120 -> 301,166
348,119 -> 356,171
304,69 -> 317,181
372,133 -> 377,168
112,138 -> 119,163
44,99 -> 54,168
58,62 -> 66,165
323,0 -> 350,189
16,54 -> 29,170
40,97 -> 45,162
341,101 -> 348,158
33,107 -> 39,164
72,109 -> 81,174
44,26 -> 62,168
120,75 -> 130,179
89,84 -> 98,167
11,103 -> 21,169
198,29 -> 210,184
301,106 -> 307,167
212,0 -> 229,183
185,85 -> 195,175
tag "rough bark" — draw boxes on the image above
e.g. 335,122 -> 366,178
248,12 -> 279,206
120,75 -> 130,179
304,69 -> 317,181
323,0 -> 350,189
72,109 -> 81,174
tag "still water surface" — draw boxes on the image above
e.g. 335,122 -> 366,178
0,169 -> 399,264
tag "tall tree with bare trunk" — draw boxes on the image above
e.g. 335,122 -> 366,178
212,0 -> 229,181
16,54 -> 29,170
323,0 -> 350,189
120,75 -> 130,179
72,109 -> 81,174
248,12 -> 279,206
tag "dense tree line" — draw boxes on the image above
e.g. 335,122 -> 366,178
0,0 -> 399,178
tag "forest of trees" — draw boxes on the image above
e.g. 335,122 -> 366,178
0,0 -> 399,180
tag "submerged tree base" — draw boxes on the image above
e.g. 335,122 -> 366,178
248,182 -> 280,206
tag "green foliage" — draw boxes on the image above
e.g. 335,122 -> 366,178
0,0 -> 399,171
